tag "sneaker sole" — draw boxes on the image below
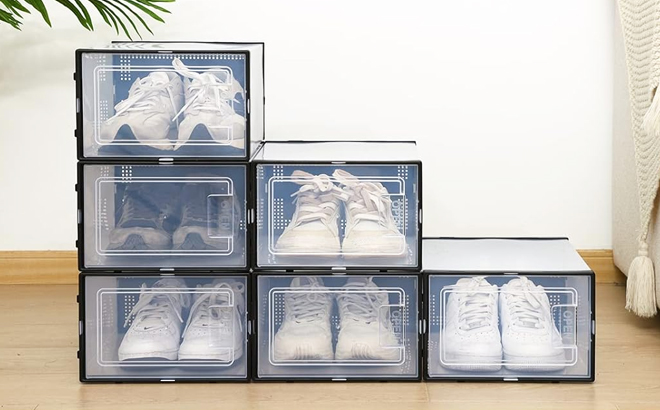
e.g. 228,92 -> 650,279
503,351 -> 567,372
178,345 -> 243,363
118,349 -> 179,361
439,353 -> 503,372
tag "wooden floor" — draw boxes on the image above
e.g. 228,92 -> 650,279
1,283 -> 659,410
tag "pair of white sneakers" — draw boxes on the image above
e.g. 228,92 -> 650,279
275,170 -> 405,256
102,58 -> 245,151
273,277 -> 401,362
118,278 -> 245,363
442,276 -> 567,372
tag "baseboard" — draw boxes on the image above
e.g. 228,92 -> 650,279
0,249 -> 627,285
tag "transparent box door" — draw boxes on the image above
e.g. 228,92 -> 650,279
255,164 -> 420,269
256,274 -> 419,379
82,275 -> 248,381
81,164 -> 247,269
79,50 -> 252,158
427,274 -> 593,380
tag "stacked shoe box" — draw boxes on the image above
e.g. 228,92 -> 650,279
76,42 -> 264,382
422,237 -> 595,382
250,141 -> 423,380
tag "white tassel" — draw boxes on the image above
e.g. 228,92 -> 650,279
642,87 -> 660,137
626,241 -> 658,317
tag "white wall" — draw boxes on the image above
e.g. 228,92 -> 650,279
0,0 -> 613,250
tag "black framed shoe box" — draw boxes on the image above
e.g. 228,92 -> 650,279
77,162 -> 251,272
78,273 -> 251,382
252,272 -> 422,381
250,140 -> 422,271
422,237 -> 595,382
75,42 -> 264,161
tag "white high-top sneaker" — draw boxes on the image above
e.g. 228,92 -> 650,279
178,280 -> 245,362
275,171 -> 343,254
335,277 -> 401,361
273,277 -> 334,361
500,277 -> 567,371
101,71 -> 184,150
332,169 -> 405,256
441,277 -> 502,371
118,278 -> 190,361
172,58 -> 246,150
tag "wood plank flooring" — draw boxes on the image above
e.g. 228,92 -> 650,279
0,283 -> 659,409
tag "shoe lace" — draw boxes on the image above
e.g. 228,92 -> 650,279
289,170 -> 344,226
107,74 -> 178,122
118,186 -> 160,225
182,282 -> 244,337
332,169 -> 394,227
285,281 -> 331,323
336,278 -> 388,325
505,277 -> 549,330
123,282 -> 188,328
456,278 -> 496,331
171,57 -> 243,121
180,184 -> 207,226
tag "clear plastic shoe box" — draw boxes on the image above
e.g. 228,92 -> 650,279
254,273 -> 421,381
78,163 -> 248,271
252,141 -> 422,270
76,42 -> 264,160
79,274 -> 250,382
422,238 -> 595,382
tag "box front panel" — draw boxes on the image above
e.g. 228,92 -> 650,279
256,274 -> 419,379
426,274 -> 593,380
81,164 -> 247,269
80,51 -> 249,159
82,275 -> 249,380
255,164 -> 419,269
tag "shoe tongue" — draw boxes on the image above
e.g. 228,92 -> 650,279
291,276 -> 322,288
456,277 -> 490,288
345,277 -> 371,287
153,278 -> 185,289
147,71 -> 172,85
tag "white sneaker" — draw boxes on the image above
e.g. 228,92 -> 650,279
118,278 -> 190,361
500,277 -> 567,371
275,171 -> 343,254
101,71 -> 183,150
332,169 -> 405,256
273,277 -> 334,361
178,280 -> 245,362
172,58 -> 246,150
441,277 -> 502,371
335,277 -> 401,361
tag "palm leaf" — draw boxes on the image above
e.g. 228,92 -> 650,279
24,0 -> 51,26
54,0 -> 91,29
0,0 -> 173,37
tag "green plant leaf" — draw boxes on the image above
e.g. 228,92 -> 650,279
88,0 -> 111,28
54,0 -> 91,30
74,0 -> 93,29
122,0 -> 163,23
133,0 -> 171,14
0,0 -> 30,15
105,0 -> 140,39
101,3 -> 131,39
24,0 -> 51,26
115,0 -> 154,34
0,8 -> 22,29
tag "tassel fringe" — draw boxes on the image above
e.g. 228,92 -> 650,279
626,241 -> 658,317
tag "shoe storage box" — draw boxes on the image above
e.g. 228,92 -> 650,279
76,42 -> 264,160
252,141 -> 421,270
422,238 -> 595,382
253,273 -> 421,381
77,163 -> 248,271
79,274 -> 250,382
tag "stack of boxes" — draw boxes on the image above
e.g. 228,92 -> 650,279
75,42 -> 594,383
